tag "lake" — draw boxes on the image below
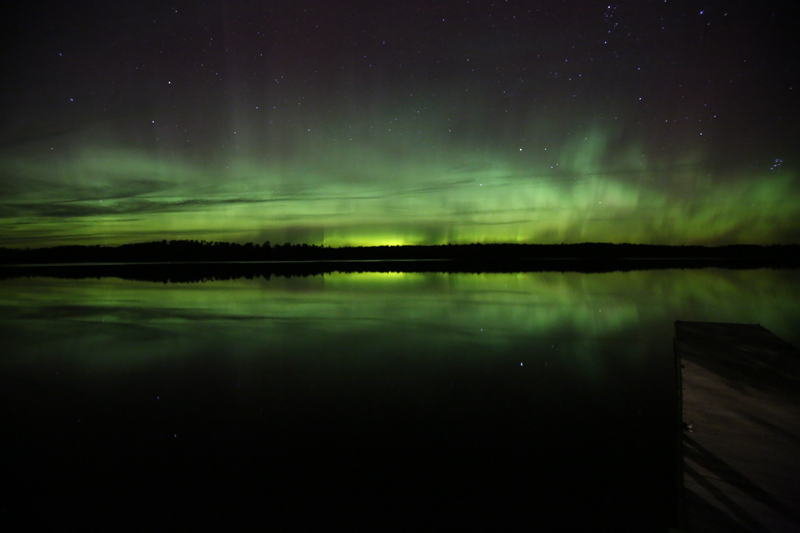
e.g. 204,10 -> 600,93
2,267 -> 799,529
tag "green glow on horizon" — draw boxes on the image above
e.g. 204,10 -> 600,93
1,120 -> 797,247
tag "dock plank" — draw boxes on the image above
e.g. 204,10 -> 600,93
675,321 -> 800,532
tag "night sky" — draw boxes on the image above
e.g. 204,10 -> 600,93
2,0 -> 798,248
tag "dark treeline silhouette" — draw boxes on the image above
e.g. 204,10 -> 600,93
1,240 -> 799,265
0,241 -> 798,283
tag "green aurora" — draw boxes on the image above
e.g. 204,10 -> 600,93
1,122 -> 797,248
2,2 -> 798,248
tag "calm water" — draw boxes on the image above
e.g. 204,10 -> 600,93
2,268 -> 799,529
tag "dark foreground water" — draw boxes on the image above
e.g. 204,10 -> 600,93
2,268 -> 799,530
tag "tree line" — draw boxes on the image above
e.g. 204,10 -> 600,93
1,240 -> 799,265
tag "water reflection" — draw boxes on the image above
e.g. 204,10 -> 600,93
1,268 -> 798,528
2,269 -> 798,369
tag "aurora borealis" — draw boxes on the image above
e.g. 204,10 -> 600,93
2,1 -> 798,248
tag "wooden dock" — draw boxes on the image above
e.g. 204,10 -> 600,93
674,321 -> 800,532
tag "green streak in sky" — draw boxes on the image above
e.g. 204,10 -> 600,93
0,121 -> 797,247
